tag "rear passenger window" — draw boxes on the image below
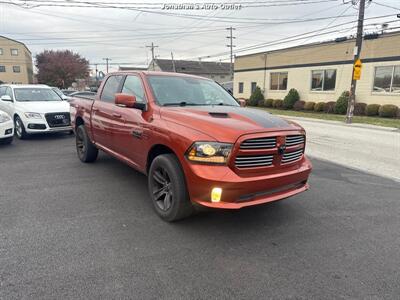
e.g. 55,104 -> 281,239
122,76 -> 146,103
100,75 -> 123,103
0,86 -> 6,97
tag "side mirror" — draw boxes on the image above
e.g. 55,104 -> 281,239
115,93 -> 146,110
0,95 -> 12,102
61,95 -> 68,101
238,98 -> 246,107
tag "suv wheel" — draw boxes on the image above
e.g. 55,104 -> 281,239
76,125 -> 98,162
14,116 -> 28,139
148,154 -> 193,222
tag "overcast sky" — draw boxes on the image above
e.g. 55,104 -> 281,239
0,0 -> 398,73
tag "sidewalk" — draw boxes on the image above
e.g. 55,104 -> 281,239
279,115 -> 400,182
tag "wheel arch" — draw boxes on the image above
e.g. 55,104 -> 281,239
147,144 -> 178,174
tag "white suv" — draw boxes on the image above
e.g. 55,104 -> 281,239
0,109 -> 13,144
0,84 -> 72,139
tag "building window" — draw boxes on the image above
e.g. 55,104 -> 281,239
11,49 -> 19,56
0,48 -> 3,55
373,66 -> 400,93
13,66 -> 21,73
0,66 -> 5,72
270,72 -> 288,90
251,82 -> 257,93
311,69 -> 336,91
238,82 -> 244,93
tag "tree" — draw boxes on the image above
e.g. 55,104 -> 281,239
249,86 -> 264,106
36,50 -> 89,88
283,88 -> 300,109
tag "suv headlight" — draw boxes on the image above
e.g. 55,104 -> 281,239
24,112 -> 42,119
0,113 -> 11,123
186,142 -> 232,164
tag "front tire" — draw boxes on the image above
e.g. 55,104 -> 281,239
76,125 -> 98,163
148,154 -> 193,222
14,116 -> 28,139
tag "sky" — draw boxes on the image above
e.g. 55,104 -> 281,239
0,0 -> 399,73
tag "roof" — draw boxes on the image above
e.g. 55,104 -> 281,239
118,66 -> 147,71
235,30 -> 400,59
0,84 -> 50,88
104,70 -> 214,80
152,59 -> 231,75
0,35 -> 32,54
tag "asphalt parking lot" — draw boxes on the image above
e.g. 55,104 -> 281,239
1,134 -> 399,299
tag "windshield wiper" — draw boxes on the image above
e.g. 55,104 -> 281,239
163,101 -> 203,107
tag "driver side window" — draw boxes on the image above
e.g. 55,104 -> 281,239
122,75 -> 146,103
6,87 -> 14,100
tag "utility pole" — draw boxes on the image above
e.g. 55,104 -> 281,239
94,63 -> 98,86
226,27 -> 236,80
146,42 -> 159,71
346,0 -> 366,124
171,52 -> 176,72
102,58 -> 112,73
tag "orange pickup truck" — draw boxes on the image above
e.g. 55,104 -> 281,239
70,71 -> 312,221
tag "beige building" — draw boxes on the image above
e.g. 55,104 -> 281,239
234,31 -> 400,105
0,36 -> 33,84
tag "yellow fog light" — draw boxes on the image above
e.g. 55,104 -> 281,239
211,187 -> 222,203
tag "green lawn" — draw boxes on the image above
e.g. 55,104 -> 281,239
255,107 -> 400,129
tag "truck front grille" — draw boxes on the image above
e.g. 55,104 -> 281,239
235,155 -> 274,169
240,137 -> 276,150
285,135 -> 305,146
282,149 -> 304,164
45,112 -> 71,128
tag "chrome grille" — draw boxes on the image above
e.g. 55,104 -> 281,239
235,155 -> 273,169
282,149 -> 303,164
285,135 -> 305,146
240,137 -> 276,150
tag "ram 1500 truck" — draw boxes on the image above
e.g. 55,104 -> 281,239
70,71 -> 312,221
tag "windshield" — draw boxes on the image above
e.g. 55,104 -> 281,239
14,88 -> 62,102
52,87 -> 64,97
147,75 -> 239,107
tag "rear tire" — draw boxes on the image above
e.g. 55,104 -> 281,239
76,125 -> 98,163
0,136 -> 13,145
14,116 -> 28,140
148,154 -> 193,222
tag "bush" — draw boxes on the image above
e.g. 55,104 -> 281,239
354,102 -> 367,116
272,99 -> 283,108
248,86 -> 264,106
304,101 -> 316,111
283,88 -> 300,109
314,102 -> 325,112
334,91 -> 350,115
293,101 -> 305,111
379,104 -> 398,118
366,104 -> 380,116
324,101 -> 336,113
264,98 -> 274,107
257,98 -> 266,107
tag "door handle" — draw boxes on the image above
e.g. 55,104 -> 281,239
112,113 -> 122,118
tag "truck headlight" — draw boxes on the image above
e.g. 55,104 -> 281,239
24,112 -> 42,119
0,114 -> 11,123
186,142 -> 232,164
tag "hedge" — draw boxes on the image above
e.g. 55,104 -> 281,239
334,91 -> 349,115
354,102 -> 367,116
249,86 -> 264,106
273,99 -> 283,108
293,101 -> 305,111
314,102 -> 325,112
304,101 -> 316,111
379,104 -> 398,118
265,98 -> 274,107
324,101 -> 336,113
283,88 -> 300,109
366,104 -> 380,116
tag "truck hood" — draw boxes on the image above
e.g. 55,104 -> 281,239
160,106 -> 302,142
15,101 -> 70,114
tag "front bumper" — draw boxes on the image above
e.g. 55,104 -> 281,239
0,120 -> 14,139
184,157 -> 312,209
21,113 -> 72,134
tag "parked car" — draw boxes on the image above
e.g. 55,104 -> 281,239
0,109 -> 13,144
0,84 -> 72,139
61,90 -> 76,96
70,72 -> 312,221
68,91 -> 96,99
